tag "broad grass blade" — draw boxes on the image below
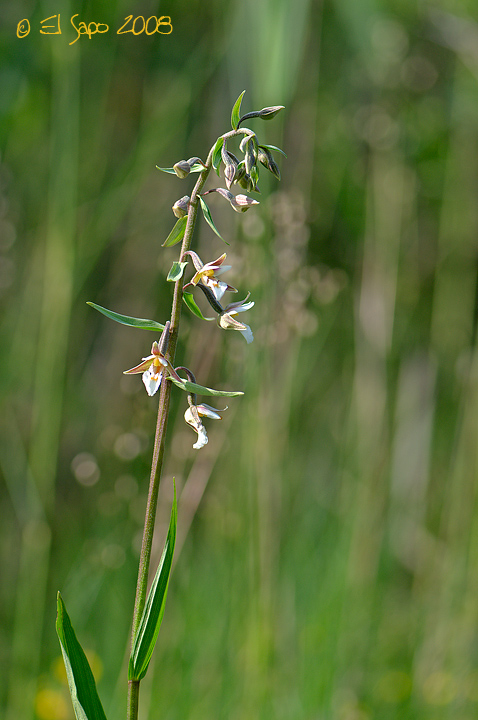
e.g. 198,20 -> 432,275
56,594 -> 108,720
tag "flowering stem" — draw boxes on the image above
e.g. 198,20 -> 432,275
127,127 -> 249,719
126,131 -> 238,719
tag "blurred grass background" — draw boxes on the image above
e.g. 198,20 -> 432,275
2,0 -> 478,718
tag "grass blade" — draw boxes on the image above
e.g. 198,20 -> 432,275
56,594 -> 108,720
87,303 -> 165,332
129,485 -> 177,682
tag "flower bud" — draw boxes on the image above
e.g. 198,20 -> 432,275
258,146 -> 281,180
258,105 -> 285,120
172,195 -> 190,218
173,160 -> 191,178
215,187 -> 260,213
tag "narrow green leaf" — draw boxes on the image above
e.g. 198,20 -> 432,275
169,376 -> 244,397
231,90 -> 246,130
212,137 -> 224,177
129,485 -> 177,682
260,144 -> 287,157
182,291 -> 214,321
87,303 -> 165,332
162,216 -> 187,247
56,593 -> 108,720
199,196 -> 228,243
167,261 -> 188,282
156,164 -> 202,174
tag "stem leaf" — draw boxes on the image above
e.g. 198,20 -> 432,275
183,291 -> 214,321
129,484 -> 177,682
169,376 -> 244,397
167,261 -> 188,282
156,164 -> 203,174
56,593 -> 108,720
199,196 -> 228,243
212,137 -> 224,177
260,143 -> 287,157
87,303 -> 165,332
231,90 -> 246,130
162,216 -> 188,247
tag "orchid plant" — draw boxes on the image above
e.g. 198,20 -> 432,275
55,91 -> 285,720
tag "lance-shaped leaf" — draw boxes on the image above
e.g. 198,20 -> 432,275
129,485 -> 177,682
211,137 -> 224,177
231,90 -> 246,130
260,143 -> 287,157
169,376 -> 244,397
56,593 -> 108,720
156,163 -> 203,175
87,303 -> 165,332
167,261 -> 188,282
162,216 -> 187,247
183,291 -> 214,321
199,196 -> 228,243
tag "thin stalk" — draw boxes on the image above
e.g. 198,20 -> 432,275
126,128 -> 248,720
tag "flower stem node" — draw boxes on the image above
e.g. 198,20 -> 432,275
184,403 -> 225,449
123,341 -> 181,396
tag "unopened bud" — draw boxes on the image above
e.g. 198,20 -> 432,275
173,161 -> 191,178
258,146 -> 281,180
232,194 -> 260,212
258,105 -> 285,120
172,195 -> 190,218
243,137 -> 258,177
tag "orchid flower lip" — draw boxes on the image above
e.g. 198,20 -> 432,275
123,339 -> 181,395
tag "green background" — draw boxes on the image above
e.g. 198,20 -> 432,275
2,0 -> 478,718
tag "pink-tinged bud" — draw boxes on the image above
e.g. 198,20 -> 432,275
172,195 -> 190,217
231,194 -> 260,212
215,188 -> 259,213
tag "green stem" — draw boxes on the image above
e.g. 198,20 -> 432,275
126,128 -> 245,720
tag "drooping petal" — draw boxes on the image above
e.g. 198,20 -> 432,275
238,323 -> 254,344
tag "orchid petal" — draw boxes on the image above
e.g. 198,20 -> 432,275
142,368 -> 163,396
123,356 -> 155,375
